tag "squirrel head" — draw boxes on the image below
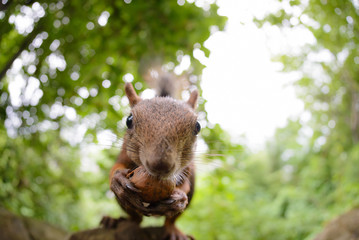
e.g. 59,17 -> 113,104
124,83 -> 200,179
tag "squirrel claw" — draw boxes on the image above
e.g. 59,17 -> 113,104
143,189 -> 188,217
100,216 -> 126,229
161,198 -> 176,204
126,183 -> 141,192
162,224 -> 192,240
111,169 -> 140,194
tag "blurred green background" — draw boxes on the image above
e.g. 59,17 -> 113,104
1,0 -> 358,239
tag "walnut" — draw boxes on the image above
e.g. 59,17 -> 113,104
126,166 -> 175,203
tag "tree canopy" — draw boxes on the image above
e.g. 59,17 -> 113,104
1,0 -> 359,239
0,0 -> 226,231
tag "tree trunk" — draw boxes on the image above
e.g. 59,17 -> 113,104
0,208 -> 168,240
69,221 -> 166,240
0,208 -> 69,240
314,208 -> 359,240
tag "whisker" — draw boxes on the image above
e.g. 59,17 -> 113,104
201,153 -> 226,157
194,149 -> 245,154
193,161 -> 223,169
83,143 -> 122,149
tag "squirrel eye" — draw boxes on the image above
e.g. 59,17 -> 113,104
126,114 -> 133,129
194,121 -> 201,135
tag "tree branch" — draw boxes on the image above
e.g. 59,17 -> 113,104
69,220 -> 165,240
0,18 -> 44,82
0,0 -> 12,12
0,1 -> 36,11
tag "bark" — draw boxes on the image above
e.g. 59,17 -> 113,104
0,208 -> 69,240
3,207 -> 359,240
69,221 -> 166,240
313,208 -> 359,240
0,208 -> 168,240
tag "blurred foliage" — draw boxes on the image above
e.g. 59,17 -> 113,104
0,0 -> 226,232
1,0 -> 359,239
180,0 -> 358,239
182,0 -> 359,239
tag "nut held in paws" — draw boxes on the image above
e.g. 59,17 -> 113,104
126,166 -> 175,203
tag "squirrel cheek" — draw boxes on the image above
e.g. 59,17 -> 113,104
125,149 -> 141,166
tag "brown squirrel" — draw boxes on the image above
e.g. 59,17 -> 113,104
101,73 -> 200,240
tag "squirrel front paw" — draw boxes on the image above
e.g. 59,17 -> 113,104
111,171 -> 188,217
110,169 -> 155,216
147,189 -> 188,217
111,169 -> 144,210
100,216 -> 126,229
162,224 -> 194,240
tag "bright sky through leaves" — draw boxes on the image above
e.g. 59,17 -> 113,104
201,0 -> 311,149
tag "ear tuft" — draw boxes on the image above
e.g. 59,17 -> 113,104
187,90 -> 198,109
125,83 -> 141,107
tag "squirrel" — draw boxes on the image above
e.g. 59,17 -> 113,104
101,72 -> 200,240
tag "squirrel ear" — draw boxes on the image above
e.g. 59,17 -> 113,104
187,90 -> 198,109
125,83 -> 141,107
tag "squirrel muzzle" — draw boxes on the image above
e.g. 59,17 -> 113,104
140,143 -> 178,178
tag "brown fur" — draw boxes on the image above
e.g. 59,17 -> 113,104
104,82 -> 198,240
126,97 -> 197,178
142,67 -> 189,99
125,83 -> 141,107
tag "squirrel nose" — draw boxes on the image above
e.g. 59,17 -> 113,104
146,159 -> 175,177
